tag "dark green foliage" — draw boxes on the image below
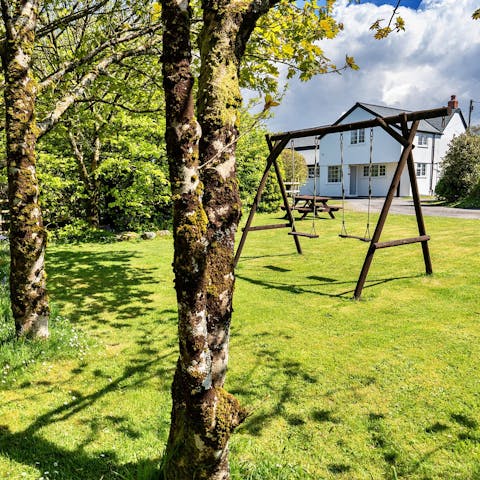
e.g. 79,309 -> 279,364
37,112 -> 171,233
47,220 -> 116,244
435,132 -> 480,202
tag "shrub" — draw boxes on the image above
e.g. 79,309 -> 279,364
435,132 -> 480,202
48,219 -> 116,244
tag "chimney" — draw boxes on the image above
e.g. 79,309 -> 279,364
448,94 -> 458,109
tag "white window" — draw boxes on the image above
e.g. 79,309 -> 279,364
416,163 -> 427,177
363,164 -> 386,177
308,165 -> 320,178
328,165 -> 341,183
350,128 -> 365,144
417,134 -> 428,147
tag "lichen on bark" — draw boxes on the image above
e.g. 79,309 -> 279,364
2,0 -> 49,339
161,0 -> 276,477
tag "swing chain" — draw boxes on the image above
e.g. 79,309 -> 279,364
290,139 -> 296,198
364,127 -> 374,240
311,136 -> 320,235
339,132 -> 348,237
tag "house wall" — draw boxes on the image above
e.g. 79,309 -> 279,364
297,108 -> 466,198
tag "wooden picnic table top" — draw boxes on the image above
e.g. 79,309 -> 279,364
293,195 -> 331,202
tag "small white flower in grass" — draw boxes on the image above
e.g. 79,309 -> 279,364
53,462 -> 58,467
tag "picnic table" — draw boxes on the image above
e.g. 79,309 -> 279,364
283,195 -> 342,220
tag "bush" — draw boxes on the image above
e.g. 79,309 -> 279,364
457,182 -> 480,208
435,132 -> 480,202
48,219 -> 116,244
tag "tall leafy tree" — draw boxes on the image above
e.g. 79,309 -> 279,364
160,0 -> 349,477
0,0 -> 162,338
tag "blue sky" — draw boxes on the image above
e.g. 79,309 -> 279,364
264,0 -> 480,132
368,0 -> 422,8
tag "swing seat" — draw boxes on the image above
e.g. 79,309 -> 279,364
289,231 -> 319,239
339,234 -> 371,242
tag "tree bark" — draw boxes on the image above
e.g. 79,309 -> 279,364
161,0 -> 275,477
1,0 -> 49,338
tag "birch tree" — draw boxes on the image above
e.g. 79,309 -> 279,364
160,0 -> 346,477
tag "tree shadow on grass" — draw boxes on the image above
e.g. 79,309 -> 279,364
47,248 -> 161,325
0,352 -> 176,479
365,411 -> 480,479
236,273 -> 422,299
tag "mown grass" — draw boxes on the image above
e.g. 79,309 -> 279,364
0,207 -> 479,479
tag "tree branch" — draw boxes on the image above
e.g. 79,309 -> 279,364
75,97 -> 163,114
38,23 -> 162,91
35,0 -> 109,40
37,42 -> 156,137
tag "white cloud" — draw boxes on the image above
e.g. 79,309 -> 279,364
265,0 -> 480,132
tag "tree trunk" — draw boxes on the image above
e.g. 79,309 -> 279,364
161,0 -> 274,477
1,0 -> 49,339
68,127 -> 101,228
161,0 -> 248,478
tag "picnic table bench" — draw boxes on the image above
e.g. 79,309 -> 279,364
282,195 -> 342,219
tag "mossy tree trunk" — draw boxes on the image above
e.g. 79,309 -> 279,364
161,0 -> 274,478
1,0 -> 50,338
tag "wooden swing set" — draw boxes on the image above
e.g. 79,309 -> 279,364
234,106 -> 451,299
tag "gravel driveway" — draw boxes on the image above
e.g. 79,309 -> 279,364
343,198 -> 480,220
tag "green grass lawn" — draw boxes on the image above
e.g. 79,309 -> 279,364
1,209 -> 479,479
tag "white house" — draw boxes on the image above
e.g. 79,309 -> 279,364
295,96 -> 467,197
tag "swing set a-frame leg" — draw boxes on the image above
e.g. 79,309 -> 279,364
354,117 -> 422,300
234,135 -> 300,267
403,122 -> 433,275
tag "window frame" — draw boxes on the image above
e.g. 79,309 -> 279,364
350,128 -> 366,145
308,165 -> 320,179
415,163 -> 427,177
417,134 -> 428,147
327,165 -> 341,183
363,164 -> 386,177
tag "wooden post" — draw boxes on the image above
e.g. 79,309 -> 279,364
353,118 -> 420,299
